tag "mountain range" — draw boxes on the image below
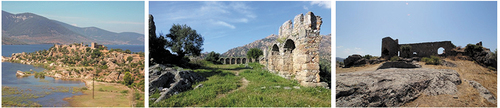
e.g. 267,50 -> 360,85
2,11 -> 144,45
221,34 -> 331,62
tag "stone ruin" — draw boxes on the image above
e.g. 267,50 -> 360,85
381,37 -> 456,59
260,12 -> 327,87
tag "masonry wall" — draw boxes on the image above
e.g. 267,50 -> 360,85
263,11 -> 324,87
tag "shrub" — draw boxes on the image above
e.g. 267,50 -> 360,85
465,44 -> 483,57
400,45 -> 412,58
390,56 -> 400,61
121,90 -> 129,94
422,55 -> 441,65
205,51 -> 220,64
363,54 -> 372,60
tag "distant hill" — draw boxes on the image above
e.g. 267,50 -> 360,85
2,11 -> 143,45
221,34 -> 331,62
336,57 -> 345,62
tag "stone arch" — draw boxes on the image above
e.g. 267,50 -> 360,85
231,58 -> 236,64
225,58 -> 230,64
242,58 -> 247,64
272,44 -> 279,55
284,39 -> 295,53
219,58 -> 225,64
237,58 -> 241,64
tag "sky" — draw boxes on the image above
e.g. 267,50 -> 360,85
337,1 -> 497,58
2,1 -> 145,34
150,1 -> 331,54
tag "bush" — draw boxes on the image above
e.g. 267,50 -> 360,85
121,90 -> 129,94
422,55 -> 441,65
363,54 -> 372,60
205,51 -> 220,64
390,56 -> 400,61
465,44 -> 484,57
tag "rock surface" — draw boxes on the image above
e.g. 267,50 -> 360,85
467,80 -> 496,104
149,64 -> 206,103
336,68 -> 461,107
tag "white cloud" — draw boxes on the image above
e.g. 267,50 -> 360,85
303,5 -> 309,10
214,20 -> 236,29
311,1 -> 331,9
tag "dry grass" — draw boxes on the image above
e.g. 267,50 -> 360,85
335,63 -> 383,73
63,80 -> 133,107
402,59 -> 496,107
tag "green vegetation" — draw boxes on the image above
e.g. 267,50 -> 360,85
247,48 -> 263,62
127,56 -> 133,62
151,62 -> 330,107
390,56 -> 400,61
123,72 -> 134,86
465,44 -> 484,57
2,86 -> 83,107
400,45 -> 412,58
205,51 -> 221,64
422,55 -> 441,65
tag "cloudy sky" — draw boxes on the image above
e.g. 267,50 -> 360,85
337,1 -> 497,58
150,1 -> 331,54
2,1 -> 145,34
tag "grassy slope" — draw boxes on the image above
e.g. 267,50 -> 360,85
151,63 -> 331,107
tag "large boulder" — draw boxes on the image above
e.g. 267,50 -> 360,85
336,68 -> 461,107
467,80 -> 496,104
344,54 -> 368,68
149,64 -> 206,103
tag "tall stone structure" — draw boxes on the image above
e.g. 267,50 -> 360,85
381,37 -> 456,59
262,12 -> 326,87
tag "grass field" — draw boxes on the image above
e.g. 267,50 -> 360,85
151,63 -> 331,107
64,80 -> 134,107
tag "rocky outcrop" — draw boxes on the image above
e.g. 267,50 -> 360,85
336,68 -> 461,107
377,61 -> 421,69
16,70 -> 26,77
343,54 -> 368,68
149,64 -> 206,103
466,80 -> 496,104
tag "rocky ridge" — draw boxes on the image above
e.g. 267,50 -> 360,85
336,68 -> 462,107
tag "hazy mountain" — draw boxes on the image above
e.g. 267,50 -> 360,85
2,11 -> 143,45
222,34 -> 332,62
336,57 -> 345,62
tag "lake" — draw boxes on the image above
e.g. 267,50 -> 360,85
1,44 -> 144,107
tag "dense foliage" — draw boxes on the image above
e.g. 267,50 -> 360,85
422,55 -> 441,65
205,51 -> 221,64
400,45 -> 412,58
247,48 -> 263,62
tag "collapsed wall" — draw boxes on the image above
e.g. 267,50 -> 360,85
261,12 -> 326,87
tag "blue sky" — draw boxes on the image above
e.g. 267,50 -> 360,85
337,1 -> 497,58
2,1 -> 145,34
150,1 -> 331,54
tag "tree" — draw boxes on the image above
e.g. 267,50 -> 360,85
205,51 -> 220,64
400,45 -> 412,58
149,14 -> 172,64
165,24 -> 204,59
127,56 -> 134,62
247,48 -> 263,62
123,72 -> 133,86
125,49 -> 132,54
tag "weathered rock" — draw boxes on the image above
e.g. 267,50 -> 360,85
441,60 -> 457,67
343,54 -> 368,68
467,80 -> 496,104
16,70 -> 25,77
377,61 -> 421,70
336,68 -> 461,107
149,64 -> 206,103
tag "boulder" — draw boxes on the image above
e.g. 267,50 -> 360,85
336,68 -> 461,107
149,64 -> 206,103
467,80 -> 496,104
344,54 -> 368,68
16,70 -> 25,77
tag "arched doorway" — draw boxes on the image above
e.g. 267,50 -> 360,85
272,44 -> 279,55
438,47 -> 445,55
284,39 -> 295,53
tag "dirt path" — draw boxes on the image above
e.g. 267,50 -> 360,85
214,69 -> 249,99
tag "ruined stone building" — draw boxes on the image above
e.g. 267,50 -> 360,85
260,12 -> 326,87
381,37 -> 456,59
91,42 -> 105,49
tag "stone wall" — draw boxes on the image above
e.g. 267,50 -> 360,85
261,12 -> 326,87
381,37 -> 456,58
219,57 -> 253,64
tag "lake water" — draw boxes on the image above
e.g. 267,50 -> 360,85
1,44 -> 144,107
